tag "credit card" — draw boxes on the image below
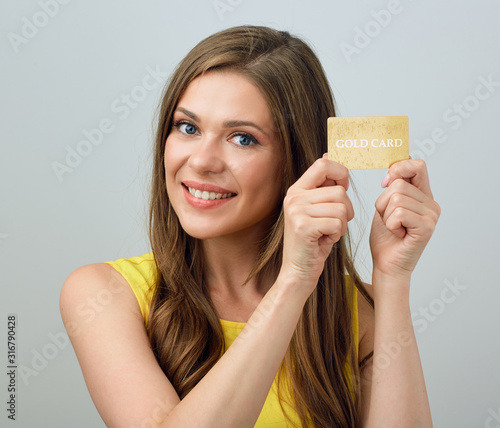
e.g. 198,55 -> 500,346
327,116 -> 409,169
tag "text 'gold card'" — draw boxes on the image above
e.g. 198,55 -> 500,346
328,116 -> 409,169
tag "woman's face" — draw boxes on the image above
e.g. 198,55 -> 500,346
164,69 -> 283,241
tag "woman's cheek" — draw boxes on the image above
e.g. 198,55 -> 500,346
164,137 -> 187,170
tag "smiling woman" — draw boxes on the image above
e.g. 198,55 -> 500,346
59,25 -> 437,428
165,70 -> 283,240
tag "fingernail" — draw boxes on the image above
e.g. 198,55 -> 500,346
381,173 -> 390,187
323,153 -> 328,158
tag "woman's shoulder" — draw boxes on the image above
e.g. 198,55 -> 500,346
59,261 -> 180,427
59,261 -> 141,313
61,252 -> 157,325
59,261 -> 145,339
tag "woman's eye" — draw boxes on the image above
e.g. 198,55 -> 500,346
179,123 -> 197,135
233,133 -> 258,146
172,120 -> 198,135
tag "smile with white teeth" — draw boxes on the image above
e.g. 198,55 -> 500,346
187,186 -> 235,200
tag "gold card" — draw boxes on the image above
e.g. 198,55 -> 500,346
327,116 -> 409,169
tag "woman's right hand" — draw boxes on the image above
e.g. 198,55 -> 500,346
278,156 -> 354,297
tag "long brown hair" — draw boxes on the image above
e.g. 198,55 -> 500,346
146,25 -> 374,427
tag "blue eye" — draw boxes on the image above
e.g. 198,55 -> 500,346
234,133 -> 258,146
180,123 -> 197,135
172,120 -> 197,135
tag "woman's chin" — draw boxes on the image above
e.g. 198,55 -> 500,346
180,223 -> 229,241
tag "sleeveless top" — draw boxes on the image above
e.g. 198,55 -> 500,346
105,252 -> 359,427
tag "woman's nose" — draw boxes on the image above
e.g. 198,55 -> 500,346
186,134 -> 224,174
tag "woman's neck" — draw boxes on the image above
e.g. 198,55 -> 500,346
201,233 -> 272,300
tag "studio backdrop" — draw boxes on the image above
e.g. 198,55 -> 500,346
1,1 -> 499,427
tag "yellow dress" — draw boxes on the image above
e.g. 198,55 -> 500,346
105,252 -> 359,427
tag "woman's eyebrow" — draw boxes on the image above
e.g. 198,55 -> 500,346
176,107 -> 199,122
175,107 -> 269,137
223,120 -> 269,137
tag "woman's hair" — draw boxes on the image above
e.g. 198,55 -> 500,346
146,25 -> 374,427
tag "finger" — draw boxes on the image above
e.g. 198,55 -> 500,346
381,194 -> 426,225
287,186 -> 354,219
382,159 -> 433,198
385,207 -> 429,239
384,207 -> 414,238
314,217 -> 345,244
375,179 -> 429,215
292,216 -> 345,243
295,158 -> 350,191
305,202 -> 351,235
286,186 -> 354,221
382,207 -> 407,239
289,185 -> 348,203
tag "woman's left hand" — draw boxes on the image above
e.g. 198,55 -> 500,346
369,158 -> 441,279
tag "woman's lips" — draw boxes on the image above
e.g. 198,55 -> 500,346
182,180 -> 236,195
182,183 -> 236,209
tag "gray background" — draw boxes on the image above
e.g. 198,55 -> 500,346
1,0 -> 499,427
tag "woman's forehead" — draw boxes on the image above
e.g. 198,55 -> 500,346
177,70 -> 274,124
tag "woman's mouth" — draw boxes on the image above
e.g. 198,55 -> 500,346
185,186 -> 236,200
181,182 -> 237,209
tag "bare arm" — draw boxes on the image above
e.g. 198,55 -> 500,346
359,158 -> 439,427
366,272 -> 432,427
60,263 -> 179,427
357,278 -> 432,427
60,158 -> 353,427
60,263 -> 310,428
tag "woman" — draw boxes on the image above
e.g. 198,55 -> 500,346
60,25 -> 439,427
